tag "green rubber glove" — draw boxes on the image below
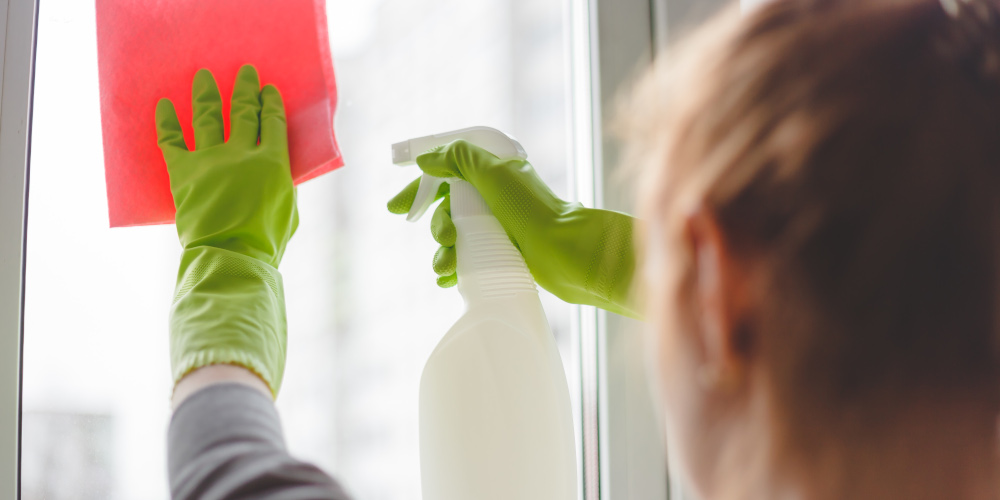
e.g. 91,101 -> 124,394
156,65 -> 298,398
388,140 -> 640,319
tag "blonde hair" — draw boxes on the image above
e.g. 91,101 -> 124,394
625,0 -> 1000,430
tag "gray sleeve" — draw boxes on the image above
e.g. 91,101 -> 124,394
168,383 -> 351,500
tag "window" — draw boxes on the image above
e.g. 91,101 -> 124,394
20,0 -> 580,499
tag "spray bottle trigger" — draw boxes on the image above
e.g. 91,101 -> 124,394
394,126 -> 528,222
406,174 -> 447,222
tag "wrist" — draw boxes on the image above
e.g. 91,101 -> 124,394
171,364 -> 272,410
177,234 -> 277,268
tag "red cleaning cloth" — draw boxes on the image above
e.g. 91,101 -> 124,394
96,0 -> 343,227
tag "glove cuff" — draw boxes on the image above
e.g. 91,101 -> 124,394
170,246 -> 288,398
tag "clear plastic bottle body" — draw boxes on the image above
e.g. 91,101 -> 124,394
419,180 -> 577,500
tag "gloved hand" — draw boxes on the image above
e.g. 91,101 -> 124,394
156,65 -> 298,398
388,140 -> 640,319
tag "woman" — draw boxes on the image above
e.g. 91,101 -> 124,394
627,0 -> 1000,498
163,0 -> 1000,498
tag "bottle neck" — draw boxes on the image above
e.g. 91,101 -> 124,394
450,180 -> 537,301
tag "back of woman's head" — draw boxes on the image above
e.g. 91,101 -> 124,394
628,0 -> 1000,434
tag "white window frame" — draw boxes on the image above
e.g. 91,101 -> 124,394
0,0 -> 38,497
583,0 -> 728,499
584,0 -> 665,497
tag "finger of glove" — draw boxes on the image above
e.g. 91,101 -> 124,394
155,98 -> 189,162
192,69 -> 225,149
229,65 -> 262,147
430,196 -> 456,247
260,84 -> 289,152
437,274 -> 458,288
432,245 -> 456,276
388,178 -> 420,214
415,139 -> 500,180
387,177 -> 450,215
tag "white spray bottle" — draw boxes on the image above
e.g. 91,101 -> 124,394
393,126 -> 578,500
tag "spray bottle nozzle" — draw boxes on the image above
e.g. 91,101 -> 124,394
391,126 -> 528,222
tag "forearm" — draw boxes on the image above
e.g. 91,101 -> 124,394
169,382 -> 351,500
536,208 -> 642,319
170,246 -> 289,397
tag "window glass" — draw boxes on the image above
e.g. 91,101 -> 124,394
21,0 -> 578,498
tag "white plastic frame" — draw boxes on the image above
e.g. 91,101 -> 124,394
0,0 -> 37,497
583,0 -> 729,499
